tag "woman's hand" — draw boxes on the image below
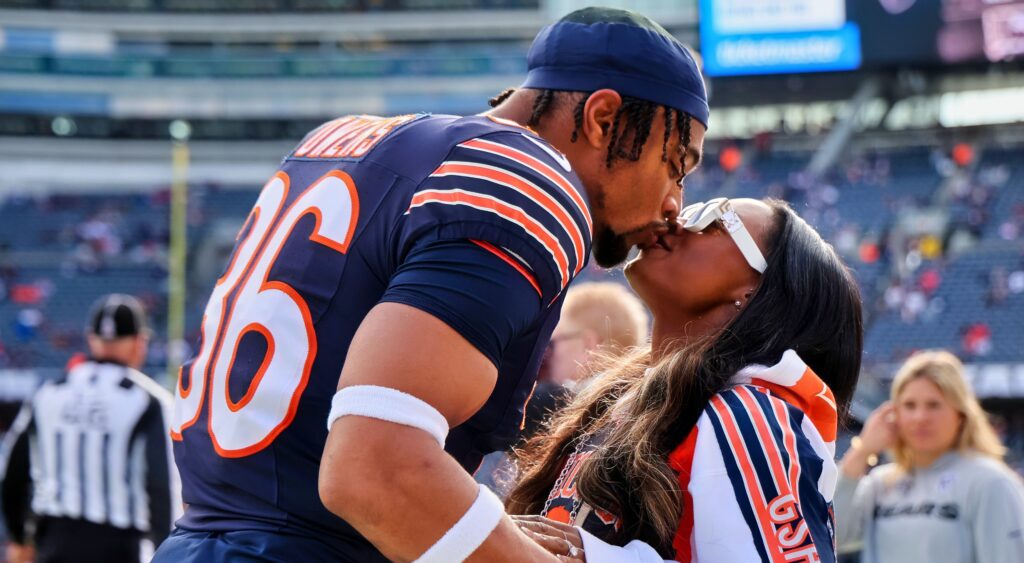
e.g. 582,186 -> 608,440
840,401 -> 897,479
512,515 -> 586,562
859,401 -> 898,456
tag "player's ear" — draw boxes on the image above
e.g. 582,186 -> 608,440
580,89 -> 622,151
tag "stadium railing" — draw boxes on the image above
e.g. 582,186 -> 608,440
0,47 -> 529,78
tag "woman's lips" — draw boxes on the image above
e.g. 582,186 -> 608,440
639,233 -> 671,252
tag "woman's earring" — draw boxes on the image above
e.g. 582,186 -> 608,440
734,300 -> 743,310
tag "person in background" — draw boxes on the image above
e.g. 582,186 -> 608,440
478,282 -> 649,495
528,284 -> 647,440
547,282 -> 649,389
0,294 -> 178,563
836,350 -> 1024,563
526,282 -> 648,436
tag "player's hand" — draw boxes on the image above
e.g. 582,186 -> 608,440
512,515 -> 585,562
858,400 -> 898,456
6,543 -> 35,563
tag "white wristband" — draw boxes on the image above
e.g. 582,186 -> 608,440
327,385 -> 449,447
414,484 -> 505,563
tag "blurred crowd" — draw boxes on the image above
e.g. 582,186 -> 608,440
0,193 -> 172,369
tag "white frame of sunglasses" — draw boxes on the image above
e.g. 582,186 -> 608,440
680,198 -> 768,273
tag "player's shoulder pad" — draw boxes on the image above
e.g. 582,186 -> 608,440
405,117 -> 593,298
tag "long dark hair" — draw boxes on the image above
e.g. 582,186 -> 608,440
507,200 -> 864,554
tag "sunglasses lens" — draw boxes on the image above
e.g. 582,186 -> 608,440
695,205 -> 719,225
684,201 -> 720,230
680,202 -> 702,222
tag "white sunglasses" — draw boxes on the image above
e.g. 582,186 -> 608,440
679,198 -> 768,273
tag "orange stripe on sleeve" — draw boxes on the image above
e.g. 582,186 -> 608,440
460,138 -> 592,235
408,189 -> 571,288
432,162 -> 585,274
767,392 -> 804,514
752,367 -> 837,442
735,387 -> 793,498
710,395 -> 787,561
470,239 -> 542,298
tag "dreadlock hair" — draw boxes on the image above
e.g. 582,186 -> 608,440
488,88 -> 693,170
488,87 -> 517,109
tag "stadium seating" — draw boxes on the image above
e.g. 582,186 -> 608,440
675,140 -> 1024,366
1,140 -> 1022,375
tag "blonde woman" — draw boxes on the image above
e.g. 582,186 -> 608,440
836,350 -> 1024,563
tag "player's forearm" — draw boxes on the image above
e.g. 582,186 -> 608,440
320,417 -> 559,562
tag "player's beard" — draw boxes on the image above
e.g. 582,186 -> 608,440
591,225 -> 631,268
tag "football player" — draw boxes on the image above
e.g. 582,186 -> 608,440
153,7 -> 708,563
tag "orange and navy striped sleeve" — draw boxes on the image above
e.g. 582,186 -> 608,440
403,131 -> 591,305
689,386 -> 837,563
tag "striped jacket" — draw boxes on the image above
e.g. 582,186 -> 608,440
574,350 -> 839,563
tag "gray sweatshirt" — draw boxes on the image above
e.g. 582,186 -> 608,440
835,451 -> 1024,563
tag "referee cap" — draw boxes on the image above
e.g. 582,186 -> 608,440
521,6 -> 709,128
87,294 -> 149,341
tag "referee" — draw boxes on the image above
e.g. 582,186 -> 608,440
0,294 -> 178,563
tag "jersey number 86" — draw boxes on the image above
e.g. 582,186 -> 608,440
171,171 -> 359,458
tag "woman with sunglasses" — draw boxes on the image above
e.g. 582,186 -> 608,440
506,198 -> 864,562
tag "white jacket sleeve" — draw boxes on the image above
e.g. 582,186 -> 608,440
688,414 -> 767,561
690,388 -> 838,563
578,529 -> 676,563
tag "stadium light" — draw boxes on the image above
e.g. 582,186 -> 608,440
51,116 -> 77,137
169,119 -> 192,142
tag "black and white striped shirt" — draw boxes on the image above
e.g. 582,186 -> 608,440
1,360 -> 178,549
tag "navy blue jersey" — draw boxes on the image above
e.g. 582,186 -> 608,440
168,114 -> 591,561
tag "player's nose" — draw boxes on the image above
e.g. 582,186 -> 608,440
661,185 -> 681,223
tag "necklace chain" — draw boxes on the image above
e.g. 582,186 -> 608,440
540,433 -> 591,523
